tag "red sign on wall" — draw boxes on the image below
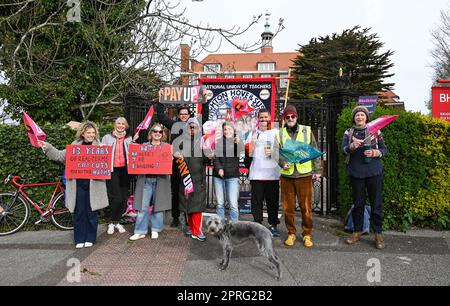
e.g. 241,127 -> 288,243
432,87 -> 450,122
66,145 -> 113,179
128,143 -> 173,175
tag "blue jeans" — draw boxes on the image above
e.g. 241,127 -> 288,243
134,177 -> 164,235
213,177 -> 240,221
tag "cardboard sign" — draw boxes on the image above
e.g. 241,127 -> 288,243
159,85 -> 208,104
432,86 -> 450,122
65,145 -> 112,179
128,143 -> 173,175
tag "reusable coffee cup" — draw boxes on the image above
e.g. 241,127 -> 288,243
363,144 -> 372,164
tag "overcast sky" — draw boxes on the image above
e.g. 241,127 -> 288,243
183,0 -> 449,114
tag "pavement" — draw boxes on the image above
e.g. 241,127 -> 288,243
0,212 -> 449,286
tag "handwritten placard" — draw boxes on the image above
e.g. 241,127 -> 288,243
128,143 -> 173,175
65,145 -> 112,179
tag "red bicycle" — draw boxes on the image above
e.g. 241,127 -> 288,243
0,175 -> 73,236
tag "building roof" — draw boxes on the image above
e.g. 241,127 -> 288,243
377,90 -> 400,103
192,52 -> 298,72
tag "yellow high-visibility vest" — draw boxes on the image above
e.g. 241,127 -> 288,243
277,125 -> 313,175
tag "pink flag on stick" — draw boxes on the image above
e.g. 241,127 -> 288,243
23,112 -> 46,148
231,98 -> 254,122
366,115 -> 399,135
202,121 -> 217,152
135,105 -> 155,134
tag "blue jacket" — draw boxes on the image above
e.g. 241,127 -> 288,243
341,127 -> 387,178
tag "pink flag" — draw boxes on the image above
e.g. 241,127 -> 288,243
367,115 -> 399,135
135,105 -> 155,134
23,112 -> 46,148
202,121 -> 217,151
231,98 -> 254,122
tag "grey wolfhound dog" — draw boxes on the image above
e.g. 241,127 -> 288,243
206,215 -> 282,280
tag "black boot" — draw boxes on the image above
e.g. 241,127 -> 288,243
170,217 -> 180,228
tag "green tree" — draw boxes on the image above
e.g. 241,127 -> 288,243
291,26 -> 395,99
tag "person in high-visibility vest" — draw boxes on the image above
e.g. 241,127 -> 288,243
277,104 -> 322,248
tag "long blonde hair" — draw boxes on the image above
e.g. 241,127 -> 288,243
76,121 -> 100,142
147,123 -> 167,142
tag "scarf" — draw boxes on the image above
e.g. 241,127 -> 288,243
113,129 -> 126,138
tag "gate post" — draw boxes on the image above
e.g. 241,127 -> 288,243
323,89 -> 360,214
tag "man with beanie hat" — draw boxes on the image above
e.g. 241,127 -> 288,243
276,104 -> 322,248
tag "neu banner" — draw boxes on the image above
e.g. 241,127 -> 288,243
128,143 -> 173,175
199,78 -> 276,123
65,145 -> 113,179
432,86 -> 450,122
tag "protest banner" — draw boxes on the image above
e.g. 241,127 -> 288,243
65,145 -> 112,179
159,85 -> 208,104
128,143 -> 173,175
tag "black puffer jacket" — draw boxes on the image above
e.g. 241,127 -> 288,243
213,137 -> 244,179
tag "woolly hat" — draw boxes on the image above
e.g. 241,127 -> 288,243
187,117 -> 200,127
352,105 -> 369,122
283,104 -> 298,118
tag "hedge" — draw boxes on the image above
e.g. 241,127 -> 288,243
337,105 -> 450,230
0,122 -> 113,229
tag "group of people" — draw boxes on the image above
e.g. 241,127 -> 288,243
37,103 -> 387,250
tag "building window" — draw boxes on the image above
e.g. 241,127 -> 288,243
225,74 -> 235,79
261,74 -> 272,78
204,64 -> 221,73
279,74 -> 289,88
242,74 -> 253,78
258,62 -> 275,71
207,75 -> 217,79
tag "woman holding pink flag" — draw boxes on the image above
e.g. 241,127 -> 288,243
341,106 -> 388,249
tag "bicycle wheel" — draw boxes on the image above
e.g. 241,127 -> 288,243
50,192 -> 73,230
0,192 -> 30,236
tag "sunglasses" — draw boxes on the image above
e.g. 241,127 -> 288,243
285,115 -> 297,120
152,130 -> 163,134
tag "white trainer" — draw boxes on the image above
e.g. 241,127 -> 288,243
151,231 -> 159,239
129,234 -> 146,241
75,243 -> 85,249
115,223 -> 126,233
107,223 -> 115,235
84,242 -> 93,248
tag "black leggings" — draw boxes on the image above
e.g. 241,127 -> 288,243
106,167 -> 129,223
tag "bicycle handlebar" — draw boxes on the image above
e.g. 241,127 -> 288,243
4,175 -> 25,186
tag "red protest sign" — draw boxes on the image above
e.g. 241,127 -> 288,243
128,143 -> 173,175
432,86 -> 450,122
65,145 -> 112,179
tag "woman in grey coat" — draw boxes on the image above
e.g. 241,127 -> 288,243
129,123 -> 172,241
38,121 -> 109,249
